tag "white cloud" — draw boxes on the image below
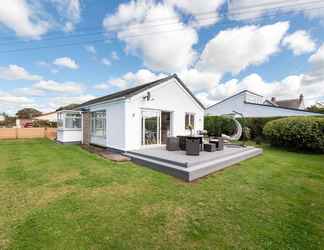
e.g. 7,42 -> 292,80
302,43 -> 324,85
109,69 -> 167,89
228,0 -> 324,21
111,51 -> 119,60
0,65 -> 42,81
0,0 -> 50,39
101,58 -> 111,66
197,21 -> 289,75
33,80 -> 83,94
48,95 -> 95,110
178,69 -> 221,92
53,57 -> 79,69
103,1 -> 198,72
84,45 -> 97,54
197,72 -> 324,108
0,92 -> 33,105
282,30 -> 316,55
51,0 -> 81,32
94,83 -> 110,90
166,0 -> 225,27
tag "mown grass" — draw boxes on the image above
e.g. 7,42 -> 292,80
0,139 -> 323,249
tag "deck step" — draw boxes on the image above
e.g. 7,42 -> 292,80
124,147 -> 263,182
124,152 -> 190,181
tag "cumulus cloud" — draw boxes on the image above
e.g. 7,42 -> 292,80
94,83 -> 110,90
109,69 -> 167,89
197,21 -> 289,75
101,58 -> 111,66
47,95 -> 95,110
0,0 -> 50,39
33,80 -> 83,94
53,57 -> 79,69
282,30 -> 316,55
0,65 -> 42,81
177,69 -> 221,92
111,51 -> 119,60
51,0 -> 81,32
84,45 -> 97,54
103,1 -> 198,72
166,0 -> 225,28
197,72 -> 324,108
228,0 -> 324,21
302,43 -> 324,85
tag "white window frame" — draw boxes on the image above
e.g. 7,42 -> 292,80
64,113 -> 82,129
185,113 -> 195,129
91,110 -> 106,138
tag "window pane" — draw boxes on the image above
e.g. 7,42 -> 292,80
185,113 -> 189,129
190,114 -> 195,129
91,111 -> 106,137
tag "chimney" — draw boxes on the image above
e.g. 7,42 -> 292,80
271,97 -> 276,103
299,94 -> 304,103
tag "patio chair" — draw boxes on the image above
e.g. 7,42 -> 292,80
186,138 -> 200,156
166,137 -> 180,151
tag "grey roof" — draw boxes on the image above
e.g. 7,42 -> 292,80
207,90 -> 263,109
78,74 -> 205,109
274,99 -> 302,109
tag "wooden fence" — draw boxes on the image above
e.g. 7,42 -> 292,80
0,128 -> 57,140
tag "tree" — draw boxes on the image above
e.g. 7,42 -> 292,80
16,108 -> 42,119
306,105 -> 324,114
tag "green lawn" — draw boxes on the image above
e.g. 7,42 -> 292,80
0,139 -> 323,250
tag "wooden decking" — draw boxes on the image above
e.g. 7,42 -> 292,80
124,145 -> 263,181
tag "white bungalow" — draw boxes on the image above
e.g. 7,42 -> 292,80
57,74 -> 205,152
206,90 -> 323,118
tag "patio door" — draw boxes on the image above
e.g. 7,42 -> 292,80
141,110 -> 161,146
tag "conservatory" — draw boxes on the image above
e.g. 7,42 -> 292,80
56,110 -> 82,144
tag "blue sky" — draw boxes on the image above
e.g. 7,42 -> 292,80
0,0 -> 324,114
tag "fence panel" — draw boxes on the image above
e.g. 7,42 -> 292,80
0,128 -> 17,139
45,128 -> 57,140
0,128 -> 57,140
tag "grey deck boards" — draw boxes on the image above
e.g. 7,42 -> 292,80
124,146 -> 263,181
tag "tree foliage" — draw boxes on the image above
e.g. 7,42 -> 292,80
16,108 -> 42,119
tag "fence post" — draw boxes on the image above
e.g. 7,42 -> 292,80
16,128 -> 18,139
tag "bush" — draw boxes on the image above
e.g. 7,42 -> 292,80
204,116 -> 235,137
263,117 -> 324,153
32,120 -> 57,128
204,116 -> 281,141
238,117 -> 282,139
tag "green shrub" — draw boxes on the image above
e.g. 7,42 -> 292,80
32,120 -> 57,128
204,116 -> 235,137
204,116 -> 281,140
238,117 -> 282,139
263,117 -> 324,153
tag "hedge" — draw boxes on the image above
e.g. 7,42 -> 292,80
204,116 -> 281,139
263,117 -> 324,153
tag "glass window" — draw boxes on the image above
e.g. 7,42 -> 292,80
57,113 -> 63,128
185,113 -> 195,129
91,111 -> 106,137
65,113 -> 81,129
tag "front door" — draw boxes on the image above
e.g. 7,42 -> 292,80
141,110 -> 161,146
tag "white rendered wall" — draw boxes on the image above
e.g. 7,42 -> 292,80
57,129 -> 82,143
87,100 -> 126,150
206,92 -> 322,117
124,78 -> 205,151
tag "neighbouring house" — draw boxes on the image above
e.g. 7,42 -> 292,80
206,90 -> 323,117
57,74 -> 205,152
0,114 -> 4,122
16,118 -> 33,128
270,94 -> 305,110
34,111 -> 57,122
